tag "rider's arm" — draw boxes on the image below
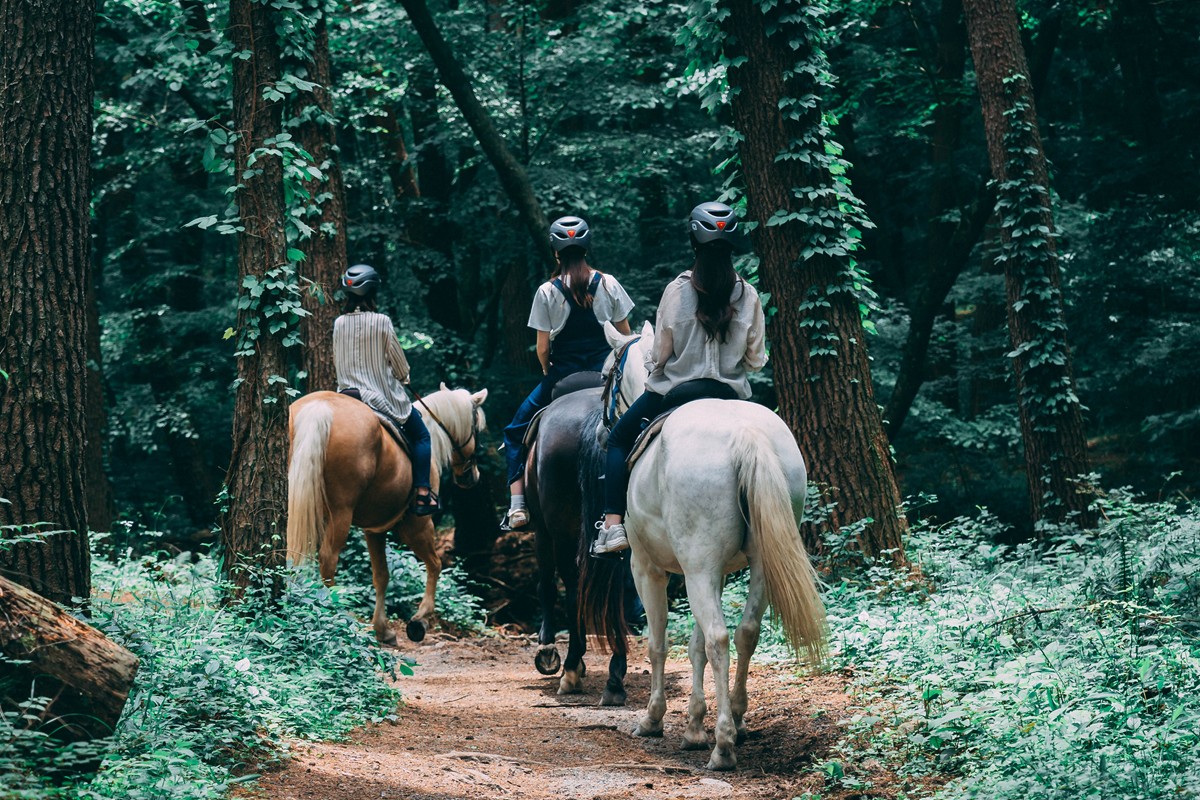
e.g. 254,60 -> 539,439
742,289 -> 767,372
613,317 -> 632,335
384,322 -> 411,384
536,329 -> 551,375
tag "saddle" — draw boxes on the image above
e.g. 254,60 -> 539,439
338,388 -> 413,458
625,379 -> 738,470
521,374 -> 604,449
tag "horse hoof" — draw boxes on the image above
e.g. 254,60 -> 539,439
405,619 -> 427,642
735,728 -> 748,745
600,689 -> 626,707
633,722 -> 664,738
681,734 -> 708,751
557,673 -> 584,695
376,627 -> 398,646
535,646 -> 561,676
706,751 -> 737,771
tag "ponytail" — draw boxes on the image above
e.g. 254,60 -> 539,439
691,243 -> 739,342
554,247 -> 594,308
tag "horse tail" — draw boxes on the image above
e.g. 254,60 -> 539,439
576,406 -> 629,655
287,400 -> 333,565
733,426 -> 827,665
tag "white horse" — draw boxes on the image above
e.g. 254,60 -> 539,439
602,322 -> 826,771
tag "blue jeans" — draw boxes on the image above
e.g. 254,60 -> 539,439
503,374 -> 559,485
401,408 -> 433,490
603,390 -> 666,516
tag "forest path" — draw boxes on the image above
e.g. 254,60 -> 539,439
247,630 -> 860,800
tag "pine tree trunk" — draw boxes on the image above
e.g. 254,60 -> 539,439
0,0 -> 94,604
723,0 -> 907,563
220,0 -> 291,585
84,267 -> 114,532
297,14 -> 348,393
962,0 -> 1096,527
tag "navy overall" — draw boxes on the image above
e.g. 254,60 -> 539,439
504,273 -> 608,484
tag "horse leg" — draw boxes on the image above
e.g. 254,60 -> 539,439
395,514 -> 441,642
318,508 -> 353,586
687,573 -> 737,771
601,646 -> 627,707
557,558 -> 586,695
534,530 -> 562,676
364,532 -> 397,645
631,557 -> 668,738
732,565 -> 767,744
681,622 -> 709,750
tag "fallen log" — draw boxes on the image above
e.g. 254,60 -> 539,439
0,573 -> 139,742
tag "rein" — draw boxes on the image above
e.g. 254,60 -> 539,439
410,387 -> 480,474
603,336 -> 641,428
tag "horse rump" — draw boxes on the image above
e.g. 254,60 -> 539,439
287,400 -> 334,565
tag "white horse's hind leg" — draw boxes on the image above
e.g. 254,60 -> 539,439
687,573 -> 737,771
732,565 -> 767,742
631,555 -> 669,738
682,622 -> 709,750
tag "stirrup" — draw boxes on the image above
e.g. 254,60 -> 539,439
591,520 -> 629,557
411,489 -> 440,516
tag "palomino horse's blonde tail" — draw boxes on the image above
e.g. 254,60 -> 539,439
287,401 -> 333,566
732,427 -> 828,665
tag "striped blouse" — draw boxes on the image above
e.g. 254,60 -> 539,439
333,311 -> 413,422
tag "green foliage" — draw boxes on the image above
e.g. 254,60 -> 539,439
0,546 -> 404,800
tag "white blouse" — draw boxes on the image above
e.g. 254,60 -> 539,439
333,311 -> 413,422
527,272 -> 635,339
645,272 -> 767,400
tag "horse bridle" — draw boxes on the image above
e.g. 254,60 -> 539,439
602,336 -> 641,429
413,391 -> 482,484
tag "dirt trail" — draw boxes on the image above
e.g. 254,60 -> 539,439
250,631 -> 856,800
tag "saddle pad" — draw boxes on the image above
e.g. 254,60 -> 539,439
522,405 -> 551,450
625,409 -> 677,471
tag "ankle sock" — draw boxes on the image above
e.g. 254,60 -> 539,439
509,494 -> 525,512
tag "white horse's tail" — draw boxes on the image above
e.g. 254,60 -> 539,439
733,426 -> 828,664
287,401 -> 333,566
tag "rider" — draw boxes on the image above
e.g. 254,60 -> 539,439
503,216 -> 635,530
593,201 -> 767,554
333,263 -> 438,516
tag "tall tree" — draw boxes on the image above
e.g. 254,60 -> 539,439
220,0 -> 295,584
297,11 -> 349,393
961,0 -> 1096,526
718,0 -> 908,562
0,0 -> 95,604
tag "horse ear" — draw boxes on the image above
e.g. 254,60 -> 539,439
439,381 -> 450,392
471,388 -> 488,406
641,320 -> 654,338
603,321 -> 632,351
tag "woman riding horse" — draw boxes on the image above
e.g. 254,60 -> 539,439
502,216 -> 635,531
335,263 -> 439,516
594,201 -> 766,554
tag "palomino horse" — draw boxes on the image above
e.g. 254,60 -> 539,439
599,323 -> 826,771
525,386 -> 629,705
286,384 -> 488,643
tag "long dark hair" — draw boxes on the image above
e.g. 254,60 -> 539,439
342,294 -> 377,314
554,246 -> 594,308
691,242 -> 740,342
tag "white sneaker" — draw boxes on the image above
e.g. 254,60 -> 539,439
592,520 -> 629,554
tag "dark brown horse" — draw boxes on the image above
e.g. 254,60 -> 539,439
286,385 -> 488,642
525,386 -> 630,705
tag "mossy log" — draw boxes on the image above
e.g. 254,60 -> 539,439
0,574 -> 139,742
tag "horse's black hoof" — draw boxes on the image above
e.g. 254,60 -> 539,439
600,689 -> 626,707
535,646 -> 561,675
405,619 -> 427,642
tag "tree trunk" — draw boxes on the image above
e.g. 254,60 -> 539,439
0,0 -> 94,605
398,0 -> 554,271
722,0 -> 908,563
0,574 -> 138,744
297,14 -> 349,393
220,0 -> 292,585
84,266 -> 114,532
962,0 -> 1096,527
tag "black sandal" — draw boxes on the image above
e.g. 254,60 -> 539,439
411,489 -> 440,516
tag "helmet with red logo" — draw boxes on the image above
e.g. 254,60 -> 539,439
342,263 -> 380,297
549,216 -> 592,252
689,201 -> 739,246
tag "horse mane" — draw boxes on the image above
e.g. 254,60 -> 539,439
576,405 -> 630,654
414,388 -> 486,470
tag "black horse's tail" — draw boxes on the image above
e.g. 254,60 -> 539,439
576,407 -> 629,655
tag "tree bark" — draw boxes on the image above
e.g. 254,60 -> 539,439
398,0 -> 554,272
962,0 -> 1096,527
0,0 -> 94,604
297,14 -> 349,393
723,0 -> 908,563
0,574 -> 138,744
220,0 -> 292,585
84,266 -> 114,532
